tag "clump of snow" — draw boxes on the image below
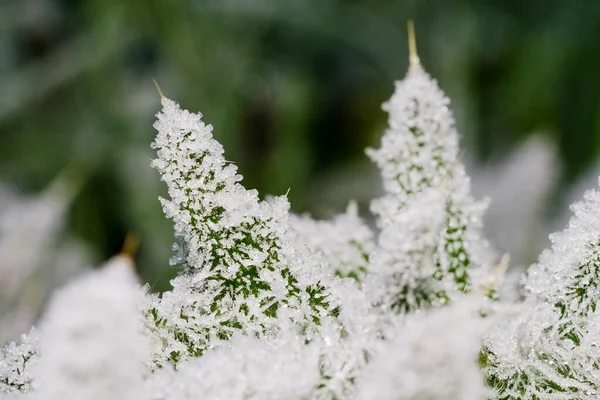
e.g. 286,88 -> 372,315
30,255 -> 148,400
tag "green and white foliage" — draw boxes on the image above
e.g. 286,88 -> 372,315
315,288 -> 378,400
291,201 -> 375,282
30,255 -> 148,400
366,56 -> 491,314
484,179 -> 600,399
146,306 -> 374,400
146,97 -> 345,369
366,187 -> 447,315
0,331 -> 37,395
483,303 -> 600,400
146,320 -> 322,400
4,35 -> 577,400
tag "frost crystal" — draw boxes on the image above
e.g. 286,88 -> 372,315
367,60 -> 491,314
147,97 -> 342,368
30,255 -> 148,400
484,179 -> 600,399
0,331 -> 38,394
290,201 -> 375,281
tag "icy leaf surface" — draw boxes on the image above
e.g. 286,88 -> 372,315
147,97 -> 345,368
366,63 -> 492,315
484,179 -> 600,399
291,201 -> 375,282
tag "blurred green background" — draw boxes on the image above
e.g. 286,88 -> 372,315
1,0 -> 600,291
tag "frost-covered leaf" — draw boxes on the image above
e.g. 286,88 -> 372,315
366,59 -> 492,314
366,188 -> 447,314
146,97 -> 346,368
484,178 -> 600,399
291,201 -> 375,282
146,322 -> 321,400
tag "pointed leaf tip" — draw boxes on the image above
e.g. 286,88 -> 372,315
407,20 -> 420,66
120,232 -> 140,262
153,78 -> 166,99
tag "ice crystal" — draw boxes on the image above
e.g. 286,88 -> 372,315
366,60 -> 491,314
30,255 -> 148,400
484,179 -> 600,399
0,331 -> 38,394
146,97 -> 342,368
290,201 -> 375,281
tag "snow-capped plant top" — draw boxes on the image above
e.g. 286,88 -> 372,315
366,26 -> 490,313
147,95 -> 340,368
367,61 -> 460,221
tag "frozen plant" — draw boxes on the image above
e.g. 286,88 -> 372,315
314,286 -> 378,400
6,23 -> 581,400
367,187 -> 446,314
147,302 -> 375,400
483,302 -> 600,400
484,178 -> 600,399
29,252 -> 149,400
291,201 -> 375,281
145,91 -> 346,369
0,331 -> 38,395
366,23 -> 491,314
